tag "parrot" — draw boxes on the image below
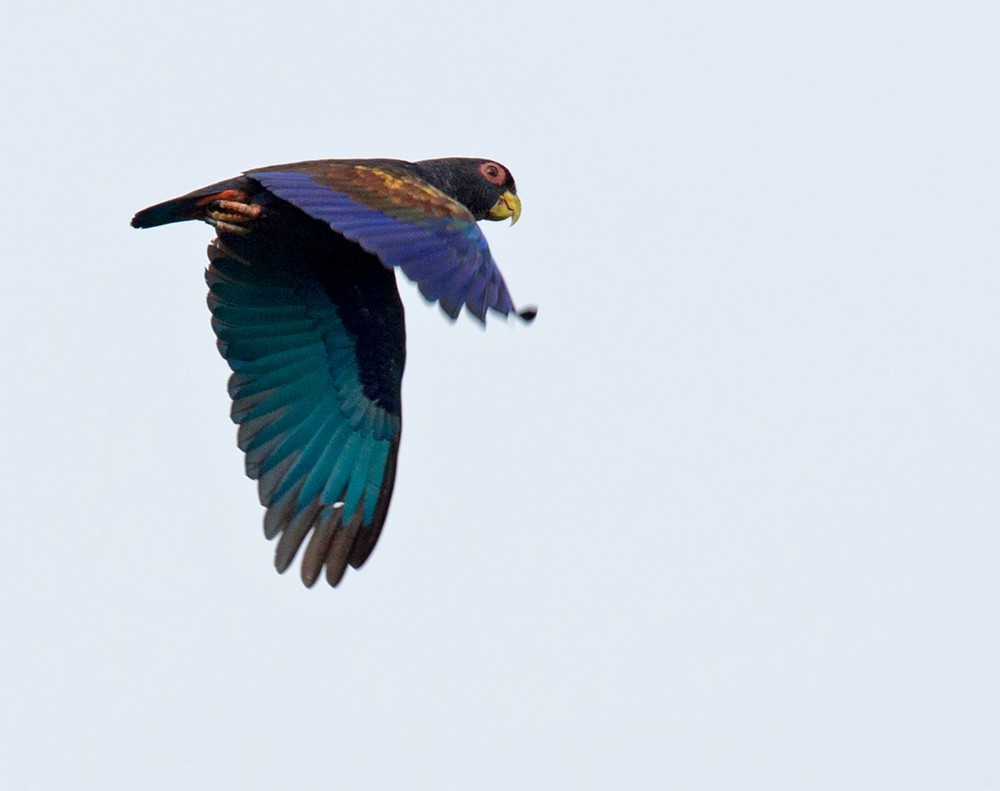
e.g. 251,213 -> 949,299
131,157 -> 534,587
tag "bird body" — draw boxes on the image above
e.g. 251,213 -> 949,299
132,157 -> 533,586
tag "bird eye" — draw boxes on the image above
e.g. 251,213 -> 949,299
479,162 -> 505,185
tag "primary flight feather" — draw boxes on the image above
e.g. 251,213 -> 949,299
132,157 -> 535,587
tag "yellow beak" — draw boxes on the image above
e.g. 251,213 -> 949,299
488,190 -> 522,225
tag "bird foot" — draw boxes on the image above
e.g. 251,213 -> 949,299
206,199 -> 262,236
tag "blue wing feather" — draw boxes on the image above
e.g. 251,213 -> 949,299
249,170 -> 520,323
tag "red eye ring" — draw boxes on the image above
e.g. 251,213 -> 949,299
479,162 -> 505,185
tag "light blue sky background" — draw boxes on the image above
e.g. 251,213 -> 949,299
2,2 -> 998,788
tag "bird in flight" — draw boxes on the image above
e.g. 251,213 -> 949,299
132,157 -> 535,587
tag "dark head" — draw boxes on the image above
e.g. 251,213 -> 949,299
415,158 -> 521,224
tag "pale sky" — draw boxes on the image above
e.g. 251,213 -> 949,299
3,2 -> 999,789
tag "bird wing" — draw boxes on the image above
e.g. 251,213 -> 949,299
247,161 -> 520,322
205,228 -> 404,587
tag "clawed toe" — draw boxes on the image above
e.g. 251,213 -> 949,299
206,199 -> 262,235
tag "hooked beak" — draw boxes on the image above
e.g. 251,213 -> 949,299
488,190 -> 522,225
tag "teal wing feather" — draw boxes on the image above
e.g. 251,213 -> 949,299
205,227 -> 403,587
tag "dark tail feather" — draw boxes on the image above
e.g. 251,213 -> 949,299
130,178 -> 249,229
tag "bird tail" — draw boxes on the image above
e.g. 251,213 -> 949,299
131,178 -> 250,229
